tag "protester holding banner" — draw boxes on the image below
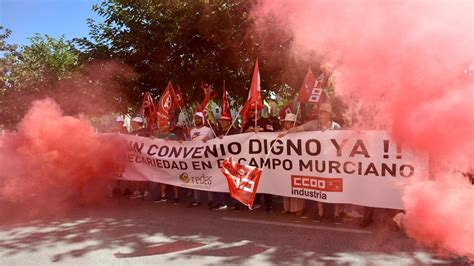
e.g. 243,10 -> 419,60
216,111 -> 242,211
188,112 -> 216,208
241,104 -> 275,213
111,116 -> 129,197
113,116 -> 129,134
279,102 -> 344,224
280,113 -> 306,216
129,116 -> 153,200
153,125 -> 180,205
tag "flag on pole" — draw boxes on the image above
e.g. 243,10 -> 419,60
221,157 -> 262,209
200,82 -> 216,126
156,81 -> 179,128
201,82 -> 216,110
221,81 -> 232,120
297,67 -> 317,103
175,85 -> 185,109
239,59 -> 263,123
140,91 -> 158,130
297,67 -> 331,104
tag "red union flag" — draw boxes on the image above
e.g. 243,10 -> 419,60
221,157 -> 262,209
297,67 -> 330,104
221,81 -> 232,119
140,91 -> 158,130
157,81 -> 179,128
240,59 -> 263,123
201,82 -> 216,109
175,85 -> 185,108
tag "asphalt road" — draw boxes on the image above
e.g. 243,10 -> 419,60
0,194 -> 469,265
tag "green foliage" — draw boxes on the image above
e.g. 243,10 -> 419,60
0,26 -> 19,94
0,31 -> 131,127
4,34 -> 80,90
77,0 -> 317,109
1,1 -> 326,128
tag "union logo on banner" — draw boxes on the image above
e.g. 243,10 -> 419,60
221,157 -> 262,208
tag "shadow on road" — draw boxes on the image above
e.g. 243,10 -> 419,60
0,197 -> 469,265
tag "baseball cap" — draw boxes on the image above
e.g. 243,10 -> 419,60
283,113 -> 297,122
116,116 -> 125,123
131,116 -> 144,123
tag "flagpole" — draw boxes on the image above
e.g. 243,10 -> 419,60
254,103 -> 257,132
224,113 -> 240,137
293,102 -> 301,127
204,105 -> 218,138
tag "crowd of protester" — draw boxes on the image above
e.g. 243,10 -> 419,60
108,100 -> 393,228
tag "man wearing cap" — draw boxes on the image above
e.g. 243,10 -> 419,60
188,112 -> 216,208
111,116 -> 129,197
129,116 -> 153,200
217,113 -> 240,137
130,116 -> 149,137
241,106 -> 275,134
280,113 -> 306,216
279,102 -> 343,224
213,113 -> 241,211
113,116 -> 129,134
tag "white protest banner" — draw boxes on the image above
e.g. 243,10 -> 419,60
110,130 -> 428,209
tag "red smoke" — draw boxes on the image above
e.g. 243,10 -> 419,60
0,99 -> 125,214
256,0 -> 474,258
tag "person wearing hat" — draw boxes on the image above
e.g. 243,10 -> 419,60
281,113 -> 306,216
113,116 -> 129,134
129,116 -> 153,200
278,102 -> 343,224
213,113 -> 242,211
217,113 -> 241,138
111,116 -> 129,197
188,112 -> 216,208
130,116 -> 149,137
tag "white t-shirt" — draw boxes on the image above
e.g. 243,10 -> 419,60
190,126 -> 215,141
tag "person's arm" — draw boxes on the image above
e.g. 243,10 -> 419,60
278,125 -> 304,138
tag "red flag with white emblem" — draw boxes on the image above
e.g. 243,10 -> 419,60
221,157 -> 262,209
140,91 -> 158,130
297,67 -> 331,104
156,81 -> 179,128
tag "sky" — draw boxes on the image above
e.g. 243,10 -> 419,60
1,0 -> 101,46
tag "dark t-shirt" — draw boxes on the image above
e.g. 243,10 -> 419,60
130,128 -> 150,137
216,126 -> 241,136
241,117 -> 275,133
111,127 -> 129,134
269,116 -> 282,131
171,126 -> 188,141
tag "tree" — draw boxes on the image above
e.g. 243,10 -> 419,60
0,32 -> 132,127
0,26 -> 19,93
77,0 -> 318,110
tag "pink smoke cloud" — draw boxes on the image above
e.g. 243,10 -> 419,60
0,99 -> 126,214
255,0 -> 474,258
